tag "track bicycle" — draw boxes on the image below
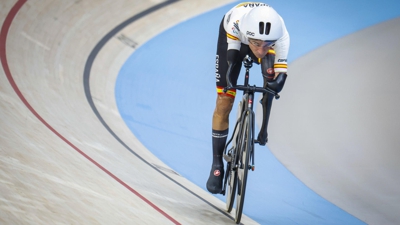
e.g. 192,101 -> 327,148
221,55 -> 280,224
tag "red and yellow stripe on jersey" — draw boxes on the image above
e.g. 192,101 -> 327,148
227,33 -> 239,41
274,64 -> 288,69
257,49 -> 276,63
268,49 -> 276,54
217,86 -> 236,98
267,48 -> 288,71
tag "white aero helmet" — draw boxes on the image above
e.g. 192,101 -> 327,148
240,6 -> 284,41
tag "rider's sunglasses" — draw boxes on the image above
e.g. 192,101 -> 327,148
248,38 -> 276,47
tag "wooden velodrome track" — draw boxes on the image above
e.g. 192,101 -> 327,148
2,0 -> 400,224
0,0 -> 259,224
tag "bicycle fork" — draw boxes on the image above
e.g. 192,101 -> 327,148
246,94 -> 256,171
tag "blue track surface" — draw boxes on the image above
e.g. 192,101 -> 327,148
115,1 -> 400,224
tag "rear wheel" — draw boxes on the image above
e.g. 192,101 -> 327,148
235,112 -> 253,224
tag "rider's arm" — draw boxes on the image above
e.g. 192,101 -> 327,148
225,49 -> 240,88
223,9 -> 243,52
273,16 -> 290,74
270,16 -> 289,92
227,49 -> 239,66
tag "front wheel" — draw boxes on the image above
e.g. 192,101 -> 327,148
225,161 -> 237,212
235,112 -> 253,224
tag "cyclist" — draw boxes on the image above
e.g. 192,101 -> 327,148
207,2 -> 290,194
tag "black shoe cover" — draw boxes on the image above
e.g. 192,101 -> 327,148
257,133 -> 268,146
206,165 -> 224,194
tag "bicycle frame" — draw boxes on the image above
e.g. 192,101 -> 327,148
223,57 -> 258,170
222,54 -> 278,189
221,55 -> 279,223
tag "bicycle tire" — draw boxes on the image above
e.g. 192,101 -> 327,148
235,111 -> 253,224
225,160 -> 237,212
225,100 -> 245,212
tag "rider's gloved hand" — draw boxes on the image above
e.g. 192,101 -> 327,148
267,73 -> 287,93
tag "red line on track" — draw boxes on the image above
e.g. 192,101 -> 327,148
0,1 -> 181,224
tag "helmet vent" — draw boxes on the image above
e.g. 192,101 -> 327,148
265,22 -> 271,35
259,22 -> 272,35
259,22 -> 264,35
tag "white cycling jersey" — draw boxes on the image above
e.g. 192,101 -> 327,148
223,2 -> 290,73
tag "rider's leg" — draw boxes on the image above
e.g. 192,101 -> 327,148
212,93 -> 235,153
207,94 -> 234,190
212,94 -> 234,167
207,16 -> 241,194
257,51 -> 288,145
257,91 -> 274,145
257,52 -> 275,145
207,94 -> 235,193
